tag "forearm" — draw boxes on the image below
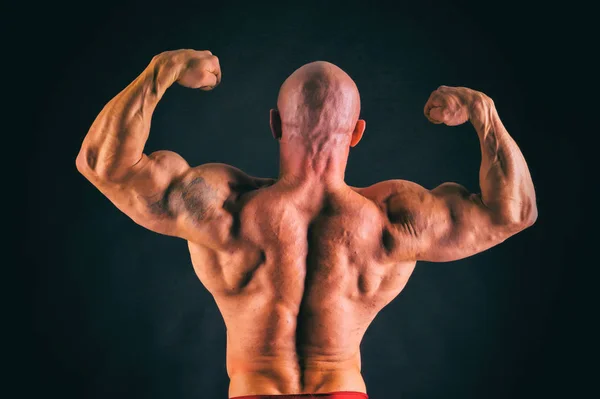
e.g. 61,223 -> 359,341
470,94 -> 537,226
76,54 -> 182,181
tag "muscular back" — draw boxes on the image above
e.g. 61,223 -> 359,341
78,151 -> 530,396
183,169 -> 416,395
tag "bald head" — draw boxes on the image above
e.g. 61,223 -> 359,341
275,61 -> 362,141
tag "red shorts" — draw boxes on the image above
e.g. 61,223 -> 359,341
230,392 -> 368,399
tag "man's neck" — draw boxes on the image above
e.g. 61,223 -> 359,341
277,135 -> 350,189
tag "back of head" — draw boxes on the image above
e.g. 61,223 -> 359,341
277,61 -> 361,142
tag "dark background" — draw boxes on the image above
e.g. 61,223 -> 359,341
19,0 -> 593,398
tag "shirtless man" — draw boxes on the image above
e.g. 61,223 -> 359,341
76,49 -> 537,399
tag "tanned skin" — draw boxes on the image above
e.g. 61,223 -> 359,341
76,49 -> 537,397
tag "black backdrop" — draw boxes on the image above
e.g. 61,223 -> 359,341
20,0 -> 593,398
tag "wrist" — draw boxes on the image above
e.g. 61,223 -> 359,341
149,51 -> 186,89
468,91 -> 496,133
468,90 -> 494,117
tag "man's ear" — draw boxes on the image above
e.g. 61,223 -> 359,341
270,109 -> 282,140
350,119 -> 366,147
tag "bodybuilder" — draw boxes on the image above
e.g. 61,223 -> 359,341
76,49 -> 537,399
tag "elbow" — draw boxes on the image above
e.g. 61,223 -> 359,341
518,198 -> 538,229
76,147 -> 94,176
497,200 -> 538,232
522,203 -> 538,229
76,146 -> 108,181
76,146 -> 132,183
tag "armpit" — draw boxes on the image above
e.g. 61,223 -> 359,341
168,175 -> 221,222
386,196 -> 420,237
143,190 -> 175,217
136,172 -> 222,222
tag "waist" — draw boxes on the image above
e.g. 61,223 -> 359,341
230,392 -> 368,399
228,359 -> 366,398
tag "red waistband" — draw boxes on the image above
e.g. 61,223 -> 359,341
230,392 -> 368,399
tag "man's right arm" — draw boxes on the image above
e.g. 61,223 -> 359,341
76,49 -> 223,241
385,86 -> 537,262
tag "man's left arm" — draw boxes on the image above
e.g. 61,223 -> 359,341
76,49 -> 222,238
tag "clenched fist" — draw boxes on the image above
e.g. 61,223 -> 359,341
424,86 -> 492,126
153,49 -> 222,91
